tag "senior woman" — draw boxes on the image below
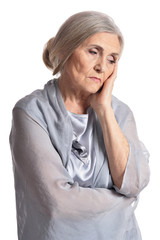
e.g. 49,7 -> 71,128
10,11 -> 150,240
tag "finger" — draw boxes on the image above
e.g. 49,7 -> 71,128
100,63 -> 118,96
111,63 -> 118,80
106,63 -> 118,83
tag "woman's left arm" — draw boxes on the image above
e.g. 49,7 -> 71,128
90,65 -> 150,195
96,106 -> 129,189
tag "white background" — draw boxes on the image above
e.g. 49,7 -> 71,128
0,0 -> 159,239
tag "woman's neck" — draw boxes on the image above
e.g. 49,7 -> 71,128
58,78 -> 90,114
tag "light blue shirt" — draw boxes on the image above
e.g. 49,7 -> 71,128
10,79 -> 150,240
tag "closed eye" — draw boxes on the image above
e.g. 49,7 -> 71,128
107,55 -> 116,64
89,49 -> 98,55
109,59 -> 116,64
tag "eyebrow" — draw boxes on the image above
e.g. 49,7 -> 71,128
88,44 -> 120,56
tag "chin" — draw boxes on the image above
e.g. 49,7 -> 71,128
89,85 -> 102,94
83,83 -> 101,95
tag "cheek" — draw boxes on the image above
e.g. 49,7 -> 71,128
74,61 -> 92,76
105,65 -> 114,78
74,53 -> 95,74
71,56 -> 85,73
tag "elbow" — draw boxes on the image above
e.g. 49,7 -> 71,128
125,177 -> 150,198
120,142 -> 150,198
132,156 -> 150,197
46,180 -> 79,217
115,163 -> 150,198
126,170 -> 150,198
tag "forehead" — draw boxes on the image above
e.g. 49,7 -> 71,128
80,32 -> 121,53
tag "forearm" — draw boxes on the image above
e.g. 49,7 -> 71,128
97,107 -> 129,189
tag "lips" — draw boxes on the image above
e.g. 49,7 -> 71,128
89,77 -> 101,83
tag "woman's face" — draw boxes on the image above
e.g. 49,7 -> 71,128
62,32 -> 121,94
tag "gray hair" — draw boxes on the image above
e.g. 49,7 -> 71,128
43,11 -> 124,75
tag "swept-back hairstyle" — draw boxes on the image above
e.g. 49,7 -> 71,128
43,11 -> 124,75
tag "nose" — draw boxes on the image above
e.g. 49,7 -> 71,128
94,58 -> 106,74
94,64 -> 105,73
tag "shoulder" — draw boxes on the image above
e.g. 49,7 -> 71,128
14,79 -> 59,110
13,79 -> 59,130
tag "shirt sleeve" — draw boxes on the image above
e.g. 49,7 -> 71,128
10,108 -> 136,219
114,110 -> 150,197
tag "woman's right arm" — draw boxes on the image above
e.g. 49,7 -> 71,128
10,108 -> 135,219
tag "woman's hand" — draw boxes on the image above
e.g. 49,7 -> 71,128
89,64 -> 118,114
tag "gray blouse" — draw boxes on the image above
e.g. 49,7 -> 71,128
10,79 -> 150,240
67,109 -> 97,187
67,109 -> 113,188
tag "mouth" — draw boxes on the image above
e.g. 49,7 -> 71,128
89,77 -> 101,83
